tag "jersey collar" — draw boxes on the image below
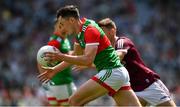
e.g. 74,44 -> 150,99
79,17 -> 86,32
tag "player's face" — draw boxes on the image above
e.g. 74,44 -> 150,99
57,16 -> 76,37
101,26 -> 116,44
54,22 -> 60,33
101,27 -> 111,38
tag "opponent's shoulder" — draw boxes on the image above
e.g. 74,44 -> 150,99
117,36 -> 133,43
118,36 -> 132,42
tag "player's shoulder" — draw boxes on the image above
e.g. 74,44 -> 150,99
116,35 -> 129,42
86,25 -> 98,31
84,26 -> 100,36
119,36 -> 132,41
116,35 -> 134,46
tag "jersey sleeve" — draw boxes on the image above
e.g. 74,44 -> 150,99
47,40 -> 60,49
84,26 -> 100,46
116,37 -> 133,53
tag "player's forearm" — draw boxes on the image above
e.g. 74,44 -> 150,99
54,61 -> 72,73
59,54 -> 93,66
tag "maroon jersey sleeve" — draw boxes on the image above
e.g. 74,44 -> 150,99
116,37 -> 160,91
116,37 -> 134,53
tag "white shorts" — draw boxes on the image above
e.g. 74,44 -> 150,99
135,79 -> 171,105
42,81 -> 76,105
91,67 -> 131,96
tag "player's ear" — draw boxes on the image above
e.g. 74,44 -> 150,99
109,28 -> 114,35
54,23 -> 59,32
109,28 -> 115,36
111,28 -> 116,34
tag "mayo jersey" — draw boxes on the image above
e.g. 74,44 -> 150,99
47,35 -> 73,85
76,18 -> 123,71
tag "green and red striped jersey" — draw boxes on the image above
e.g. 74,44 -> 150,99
76,18 -> 123,71
48,34 -> 73,85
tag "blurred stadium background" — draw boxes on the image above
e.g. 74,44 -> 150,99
0,0 -> 179,106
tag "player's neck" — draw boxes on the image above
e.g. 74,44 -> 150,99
115,36 -> 118,40
112,35 -> 118,48
75,19 -> 82,34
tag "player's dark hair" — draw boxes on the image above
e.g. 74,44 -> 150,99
98,18 -> 116,29
56,5 -> 80,19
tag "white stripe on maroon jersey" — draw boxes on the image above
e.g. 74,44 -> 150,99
117,39 -> 124,49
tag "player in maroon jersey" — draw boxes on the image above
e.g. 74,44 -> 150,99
98,18 -> 176,106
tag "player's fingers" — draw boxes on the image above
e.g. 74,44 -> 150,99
41,66 -> 53,70
44,52 -> 55,55
72,67 -> 83,73
44,57 -> 52,61
41,66 -> 49,69
45,52 -> 58,57
72,66 -> 78,71
42,79 -> 50,84
44,54 -> 53,58
37,71 -> 47,78
38,76 -> 47,83
45,52 -> 60,57
75,68 -> 81,71
38,74 -> 46,81
39,78 -> 45,82
41,78 -> 48,83
73,66 -> 85,71
40,78 -> 48,83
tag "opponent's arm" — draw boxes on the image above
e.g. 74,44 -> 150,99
116,38 -> 130,61
116,50 -> 127,61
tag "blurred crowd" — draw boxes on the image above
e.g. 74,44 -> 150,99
0,0 -> 179,106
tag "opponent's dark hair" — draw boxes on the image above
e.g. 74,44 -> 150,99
56,5 -> 80,19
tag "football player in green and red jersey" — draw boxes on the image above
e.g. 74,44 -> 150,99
38,5 -> 141,106
37,21 -> 76,106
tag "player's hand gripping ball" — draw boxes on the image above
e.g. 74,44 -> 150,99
37,45 -> 60,67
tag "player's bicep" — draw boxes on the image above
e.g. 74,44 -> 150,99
84,45 -> 98,64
